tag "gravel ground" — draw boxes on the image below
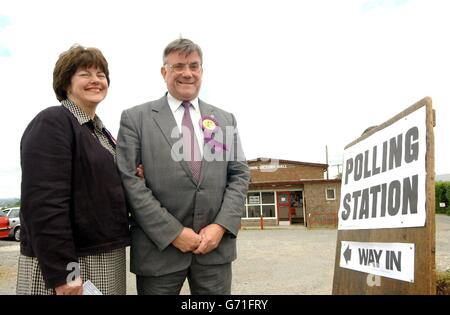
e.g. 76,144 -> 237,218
1,214 -> 449,295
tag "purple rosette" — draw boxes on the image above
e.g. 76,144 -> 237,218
199,115 -> 228,152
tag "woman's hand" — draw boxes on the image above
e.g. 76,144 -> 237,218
136,164 -> 145,179
55,277 -> 83,295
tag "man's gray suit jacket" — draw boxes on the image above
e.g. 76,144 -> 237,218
116,95 -> 250,276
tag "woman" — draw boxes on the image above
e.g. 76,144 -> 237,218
16,45 -> 131,295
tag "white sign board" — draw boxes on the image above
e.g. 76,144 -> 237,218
338,106 -> 426,230
340,241 -> 415,283
249,196 -> 260,204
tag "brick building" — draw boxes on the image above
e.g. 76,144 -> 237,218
242,158 -> 341,228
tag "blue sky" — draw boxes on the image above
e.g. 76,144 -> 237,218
0,15 -> 10,29
0,15 -> 11,57
1,0 -> 450,198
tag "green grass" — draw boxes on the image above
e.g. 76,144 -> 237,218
437,270 -> 450,295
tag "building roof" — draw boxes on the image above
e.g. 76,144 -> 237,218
249,179 -> 341,189
247,157 -> 328,170
249,179 -> 341,185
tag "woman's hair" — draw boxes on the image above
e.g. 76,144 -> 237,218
53,44 -> 110,101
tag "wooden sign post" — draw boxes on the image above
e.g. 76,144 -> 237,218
332,97 -> 436,294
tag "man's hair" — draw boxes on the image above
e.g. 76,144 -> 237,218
163,38 -> 203,64
53,44 -> 110,101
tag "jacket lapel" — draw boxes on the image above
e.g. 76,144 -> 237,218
152,95 -> 195,184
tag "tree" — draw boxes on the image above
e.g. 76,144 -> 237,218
435,182 -> 450,214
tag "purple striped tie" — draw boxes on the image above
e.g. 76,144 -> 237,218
182,101 -> 202,182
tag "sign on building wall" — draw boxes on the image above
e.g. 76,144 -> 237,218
249,164 -> 288,171
333,97 -> 435,294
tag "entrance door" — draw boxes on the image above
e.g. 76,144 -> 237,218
277,192 -> 291,225
290,191 -> 304,225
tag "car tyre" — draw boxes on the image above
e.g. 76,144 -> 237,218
14,227 -> 20,242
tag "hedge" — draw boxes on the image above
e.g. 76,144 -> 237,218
436,181 -> 450,215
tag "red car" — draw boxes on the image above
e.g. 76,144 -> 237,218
0,211 -> 10,239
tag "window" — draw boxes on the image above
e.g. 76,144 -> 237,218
11,209 -> 20,218
326,188 -> 336,200
248,206 -> 261,218
261,192 -> 274,204
244,191 -> 276,218
262,205 -> 275,217
241,207 -> 247,218
248,192 -> 261,205
278,193 -> 288,203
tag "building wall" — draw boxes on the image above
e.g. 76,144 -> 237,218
304,182 -> 341,228
243,159 -> 341,229
240,218 -> 277,228
250,162 -> 325,182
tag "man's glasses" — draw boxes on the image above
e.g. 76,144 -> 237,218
165,62 -> 202,74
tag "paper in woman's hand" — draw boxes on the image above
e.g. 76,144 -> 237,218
82,280 -> 103,295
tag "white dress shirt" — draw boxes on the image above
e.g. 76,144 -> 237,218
167,93 -> 204,156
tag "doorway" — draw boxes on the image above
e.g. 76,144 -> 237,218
276,191 -> 304,225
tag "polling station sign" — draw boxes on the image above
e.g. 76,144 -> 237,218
333,98 -> 435,294
338,106 -> 426,230
340,241 -> 415,283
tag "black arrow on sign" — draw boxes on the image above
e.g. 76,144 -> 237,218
343,245 -> 352,264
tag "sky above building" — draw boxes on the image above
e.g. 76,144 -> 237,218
1,0 -> 449,198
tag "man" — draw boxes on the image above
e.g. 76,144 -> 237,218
116,38 -> 250,295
